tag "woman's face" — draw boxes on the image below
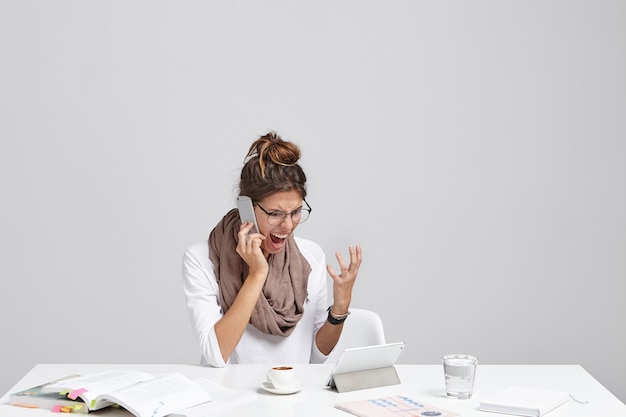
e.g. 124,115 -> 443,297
254,189 -> 304,257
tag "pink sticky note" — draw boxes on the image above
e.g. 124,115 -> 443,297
52,405 -> 63,413
68,388 -> 88,400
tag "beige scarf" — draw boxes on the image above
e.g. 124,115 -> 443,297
208,209 -> 311,336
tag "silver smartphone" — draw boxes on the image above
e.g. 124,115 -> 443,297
236,196 -> 260,235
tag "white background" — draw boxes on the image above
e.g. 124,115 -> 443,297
1,0 -> 624,402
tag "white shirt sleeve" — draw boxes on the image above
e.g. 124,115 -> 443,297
301,241 -> 331,364
181,242 -> 226,367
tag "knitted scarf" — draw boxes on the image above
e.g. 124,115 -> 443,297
208,209 -> 311,336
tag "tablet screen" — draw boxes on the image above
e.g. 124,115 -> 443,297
327,342 -> 405,387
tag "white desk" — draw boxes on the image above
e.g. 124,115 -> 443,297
1,363 -> 624,416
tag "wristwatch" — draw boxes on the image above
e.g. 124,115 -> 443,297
326,306 -> 350,325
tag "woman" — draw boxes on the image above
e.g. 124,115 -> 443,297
182,132 -> 362,367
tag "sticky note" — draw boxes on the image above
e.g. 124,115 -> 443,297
52,405 -> 63,413
60,406 -> 72,413
68,388 -> 87,400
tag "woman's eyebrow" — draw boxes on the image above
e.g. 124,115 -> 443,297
266,205 -> 303,213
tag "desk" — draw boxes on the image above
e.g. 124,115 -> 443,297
1,364 -> 624,416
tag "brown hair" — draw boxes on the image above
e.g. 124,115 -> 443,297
239,132 -> 307,202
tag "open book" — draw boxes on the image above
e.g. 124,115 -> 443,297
10,375 -> 89,414
39,370 -> 211,417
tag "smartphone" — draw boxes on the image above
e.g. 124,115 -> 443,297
236,196 -> 260,235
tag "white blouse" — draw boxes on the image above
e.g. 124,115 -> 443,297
182,237 -> 329,367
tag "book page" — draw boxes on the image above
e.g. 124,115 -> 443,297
41,370 -> 155,410
99,373 -> 211,417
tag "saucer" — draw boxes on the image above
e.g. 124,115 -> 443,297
261,381 -> 304,395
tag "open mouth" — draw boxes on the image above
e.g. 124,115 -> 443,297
270,233 -> 288,247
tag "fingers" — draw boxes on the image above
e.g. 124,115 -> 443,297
335,251 -> 348,271
339,245 -> 362,271
351,244 -> 363,269
327,244 -> 362,280
238,222 -> 263,240
236,223 -> 268,276
328,246 -> 361,311
237,222 -> 265,253
326,263 -> 338,279
238,222 -> 254,241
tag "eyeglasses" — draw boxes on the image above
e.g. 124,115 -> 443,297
255,199 -> 312,225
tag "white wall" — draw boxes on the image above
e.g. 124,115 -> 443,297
1,0 -> 624,402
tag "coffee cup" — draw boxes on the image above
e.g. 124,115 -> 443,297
266,366 -> 296,389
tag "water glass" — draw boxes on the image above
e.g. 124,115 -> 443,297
442,354 -> 477,399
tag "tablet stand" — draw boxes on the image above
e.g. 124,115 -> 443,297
331,366 -> 401,393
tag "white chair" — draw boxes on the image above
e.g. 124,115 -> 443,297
325,308 -> 386,363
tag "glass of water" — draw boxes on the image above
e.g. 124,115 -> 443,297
442,354 -> 478,399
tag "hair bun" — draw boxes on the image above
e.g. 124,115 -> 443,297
246,132 -> 301,177
239,131 -> 308,200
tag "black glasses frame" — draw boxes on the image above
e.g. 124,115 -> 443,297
255,199 -> 312,225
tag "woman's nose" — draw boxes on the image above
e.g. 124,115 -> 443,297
281,214 -> 295,228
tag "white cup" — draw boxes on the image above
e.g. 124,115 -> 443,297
266,366 -> 296,389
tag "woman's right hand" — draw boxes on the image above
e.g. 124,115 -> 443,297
216,222 -> 269,363
236,222 -> 269,279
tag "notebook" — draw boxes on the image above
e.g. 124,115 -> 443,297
478,386 -> 571,417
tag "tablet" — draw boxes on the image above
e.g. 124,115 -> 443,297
326,342 -> 405,388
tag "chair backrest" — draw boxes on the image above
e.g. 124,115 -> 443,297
325,308 -> 386,363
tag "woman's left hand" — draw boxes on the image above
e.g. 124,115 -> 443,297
326,245 -> 362,315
